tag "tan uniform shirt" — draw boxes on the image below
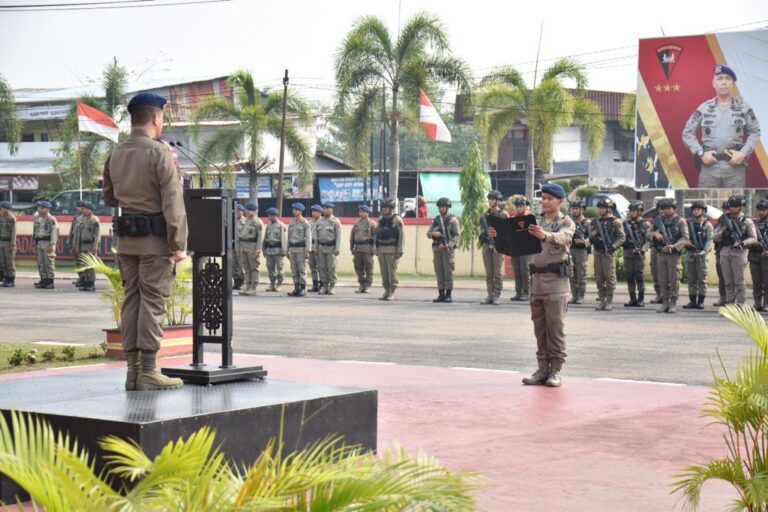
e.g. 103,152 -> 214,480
263,220 -> 287,255
374,214 -> 404,254
33,214 -> 58,248
530,212 -> 575,296
238,216 -> 264,252
316,215 -> 342,254
76,215 -> 101,253
103,128 -> 188,255
351,218 -> 377,253
287,217 -> 312,254
0,213 -> 15,247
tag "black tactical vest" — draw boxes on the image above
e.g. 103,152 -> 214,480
720,214 -> 750,246
375,215 -> 399,241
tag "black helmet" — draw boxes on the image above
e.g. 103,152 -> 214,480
657,198 -> 676,209
628,200 -> 644,211
690,200 -> 707,212
487,190 -> 503,200
597,198 -> 615,209
722,201 -> 730,209
757,198 -> 768,210
381,197 -> 396,209
570,199 -> 586,208
436,197 -> 452,208
513,195 -> 529,206
728,195 -> 746,208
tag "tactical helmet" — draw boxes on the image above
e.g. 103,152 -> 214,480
570,199 -> 586,209
487,190 -> 503,200
381,197 -> 396,209
728,195 -> 746,208
690,200 -> 707,213
628,200 -> 644,211
757,198 -> 768,210
657,198 -> 676,209
436,197 -> 452,208
597,198 -> 615,209
512,195 -> 529,207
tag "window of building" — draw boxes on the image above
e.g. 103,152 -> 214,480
21,134 -> 34,142
40,133 -> 49,142
613,134 -> 633,162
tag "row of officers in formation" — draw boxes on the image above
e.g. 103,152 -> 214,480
2,191 -> 768,313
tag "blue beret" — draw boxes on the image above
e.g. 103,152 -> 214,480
311,204 -> 323,212
0,201 -> 11,209
37,200 -> 52,208
235,204 -> 245,211
127,92 -> 167,114
291,202 -> 305,212
541,183 -> 566,199
75,200 -> 84,207
359,204 -> 372,213
714,64 -> 736,81
266,207 -> 279,215
245,202 -> 257,211
321,202 -> 335,209
81,201 -> 95,210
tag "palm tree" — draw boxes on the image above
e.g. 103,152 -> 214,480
0,410 -> 480,510
473,58 -> 606,200
0,73 -> 22,156
335,12 -> 471,201
190,70 -> 314,206
619,92 -> 636,130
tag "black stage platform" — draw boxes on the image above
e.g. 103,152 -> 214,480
0,368 -> 378,502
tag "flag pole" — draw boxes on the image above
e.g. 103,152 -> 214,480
76,132 -> 83,201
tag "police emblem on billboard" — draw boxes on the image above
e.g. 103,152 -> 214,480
656,44 -> 683,79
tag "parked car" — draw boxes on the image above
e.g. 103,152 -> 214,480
583,193 -> 631,219
641,203 -> 723,226
49,189 -> 113,216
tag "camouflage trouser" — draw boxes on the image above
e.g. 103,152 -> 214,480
721,246 -> 748,303
593,252 -> 616,301
750,257 -> 768,306
0,244 -> 15,278
657,252 -> 682,304
318,251 -> 338,286
266,254 -> 284,285
353,251 -> 374,287
308,250 -> 319,283
650,248 -> 660,297
715,250 -> 725,301
511,255 -> 530,295
377,251 -> 399,292
569,248 -> 588,300
623,252 -> 645,294
289,251 -> 307,285
36,243 -> 55,279
433,248 -> 455,290
76,251 -> 96,283
481,244 -> 504,297
686,254 -> 708,296
239,245 -> 260,288
531,292 -> 568,370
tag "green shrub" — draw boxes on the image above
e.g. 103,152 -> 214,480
552,179 -> 571,193
7,349 -> 24,367
575,186 -> 598,199
25,349 -> 38,365
584,207 -> 600,219
41,350 -> 57,362
569,177 -> 587,189
61,346 -> 76,360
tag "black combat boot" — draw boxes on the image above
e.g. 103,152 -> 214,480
636,291 -> 645,307
287,284 -> 300,297
683,294 -> 697,309
34,278 -> 44,288
310,280 -> 319,292
433,289 -> 445,303
522,362 -> 549,385
443,289 -> 453,303
81,281 -> 95,292
624,291 -> 637,308
2,277 -> 14,288
316,281 -> 324,293
41,278 -> 55,290
298,284 -> 306,297
695,295 -> 705,310
233,277 -> 243,290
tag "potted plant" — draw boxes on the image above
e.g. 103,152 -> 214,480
77,254 -> 194,358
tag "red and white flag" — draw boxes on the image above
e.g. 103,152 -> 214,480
419,89 -> 451,143
77,100 -> 119,143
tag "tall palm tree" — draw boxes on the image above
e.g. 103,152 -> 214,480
473,58 -> 606,200
335,12 -> 471,201
190,70 -> 314,206
0,73 -> 22,156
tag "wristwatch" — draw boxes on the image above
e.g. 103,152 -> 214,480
696,149 -> 705,157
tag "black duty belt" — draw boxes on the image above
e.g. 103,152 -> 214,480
377,239 -> 397,246
319,241 -> 336,246
529,262 -> 568,275
264,241 -> 282,248
114,213 -> 166,238
354,239 -> 374,245
35,236 -> 51,241
240,238 -> 258,243
289,242 -> 306,248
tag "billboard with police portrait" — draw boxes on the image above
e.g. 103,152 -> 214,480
635,30 -> 768,189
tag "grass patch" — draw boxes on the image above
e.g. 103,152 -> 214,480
0,342 -> 112,373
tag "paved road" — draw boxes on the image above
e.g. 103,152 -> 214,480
0,277 -> 755,385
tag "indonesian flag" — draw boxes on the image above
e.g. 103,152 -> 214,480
419,89 -> 451,143
76,100 -> 119,143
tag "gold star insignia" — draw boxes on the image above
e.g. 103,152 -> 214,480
654,84 -> 662,92
673,83 -> 681,92
664,84 -> 671,92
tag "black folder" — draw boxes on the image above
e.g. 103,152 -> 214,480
486,214 -> 543,257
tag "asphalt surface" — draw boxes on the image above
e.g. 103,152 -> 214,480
0,276 -> 756,385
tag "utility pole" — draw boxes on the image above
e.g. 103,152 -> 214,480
276,69 -> 289,214
380,82 -> 387,203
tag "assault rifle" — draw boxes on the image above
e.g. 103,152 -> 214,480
653,216 -> 673,247
623,220 -> 641,252
721,214 -> 745,248
687,219 -> 705,253
594,218 -> 613,254
438,214 -> 452,250
480,215 -> 494,249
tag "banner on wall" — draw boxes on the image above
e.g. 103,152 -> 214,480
318,176 -> 380,203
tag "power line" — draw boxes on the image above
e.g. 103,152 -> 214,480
0,0 -> 152,8
0,0 -> 231,11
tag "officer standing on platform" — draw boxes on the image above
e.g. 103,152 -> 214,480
73,201 -> 101,292
263,207 -> 287,292
308,204 -> 322,292
0,201 -> 16,288
683,64 -> 761,188
103,92 -> 187,391
588,198 -> 625,311
490,183 -> 574,387
648,198 -> 689,313
427,197 -> 461,303
351,204 -> 376,293
237,202 -> 263,296
713,195 -> 756,305
683,201 -> 713,310
232,203 -> 246,290
33,200 -> 58,290
479,190 -> 508,305
286,202 -> 311,297
509,195 -> 531,301
315,202 -> 342,295
622,201 -> 649,307
374,197 -> 404,301
568,199 -> 590,304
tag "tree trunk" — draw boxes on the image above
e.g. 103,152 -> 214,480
526,126 -> 535,200
249,171 -> 259,206
388,88 -> 400,201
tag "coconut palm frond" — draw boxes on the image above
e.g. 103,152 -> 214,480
720,305 -> 768,356
619,92 -> 637,130
572,96 -> 606,159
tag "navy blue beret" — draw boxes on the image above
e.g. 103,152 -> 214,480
359,204 -> 372,213
127,92 -> 167,114
541,183 -> 566,199
245,202 -> 258,211
81,201 -> 95,211
321,202 -> 335,209
37,200 -> 52,208
291,202 -> 305,212
0,201 -> 11,209
311,204 -> 323,212
235,204 -> 245,211
75,200 -> 84,207
266,207 -> 279,215
714,64 -> 736,81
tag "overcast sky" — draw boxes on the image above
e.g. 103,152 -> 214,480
2,0 -> 767,105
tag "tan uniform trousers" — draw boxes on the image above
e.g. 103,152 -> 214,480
289,252 -> 307,285
569,248 -> 588,300
749,258 -> 768,305
233,247 -> 245,282
657,252 -> 682,304
721,246 -> 748,303
0,245 -> 15,278
623,253 -> 646,294
266,254 -> 284,285
531,292 -> 568,370
686,255 -> 708,296
715,250 -> 726,301
118,254 -> 174,353
593,252 -> 617,301
308,251 -> 319,283
239,245 -> 260,288
353,251 -> 374,287
318,251 -> 338,286
378,251 -> 399,292
481,243 -> 504,297
511,255 -> 530,295
36,243 -> 55,279
433,247 -> 455,290
76,251 -> 96,283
